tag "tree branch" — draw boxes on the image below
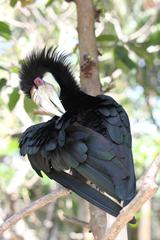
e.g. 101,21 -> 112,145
0,187 -> 70,236
105,13 -> 156,43
104,154 -> 160,240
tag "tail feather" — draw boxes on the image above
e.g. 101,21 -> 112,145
46,169 -> 122,217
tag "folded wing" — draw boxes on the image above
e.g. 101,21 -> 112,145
20,96 -> 136,215
20,119 -> 124,216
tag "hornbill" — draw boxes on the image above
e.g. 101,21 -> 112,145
19,48 -> 136,219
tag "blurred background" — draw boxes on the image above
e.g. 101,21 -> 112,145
0,0 -> 160,239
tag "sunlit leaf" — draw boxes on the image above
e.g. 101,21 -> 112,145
11,66 -> 20,74
8,88 -> 20,111
45,0 -> 54,7
24,96 -> 37,113
10,0 -> 18,7
0,21 -> 12,40
96,34 -> 117,42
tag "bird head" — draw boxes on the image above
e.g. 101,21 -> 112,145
29,72 -> 65,117
19,48 -> 79,117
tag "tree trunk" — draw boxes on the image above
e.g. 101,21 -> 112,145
74,0 -> 128,239
74,0 -> 106,239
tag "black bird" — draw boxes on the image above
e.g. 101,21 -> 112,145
19,48 -> 136,218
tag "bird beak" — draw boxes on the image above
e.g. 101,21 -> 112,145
30,83 -> 66,117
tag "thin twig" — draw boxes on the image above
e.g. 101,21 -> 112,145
105,13 -> 128,42
104,155 -> 160,240
145,96 -> 160,131
128,15 -> 156,41
63,214 -> 89,228
0,187 -> 70,236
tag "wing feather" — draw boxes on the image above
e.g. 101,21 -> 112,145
95,95 -> 136,202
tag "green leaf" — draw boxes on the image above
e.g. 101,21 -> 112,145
11,66 -> 20,74
128,43 -> 154,65
8,88 -> 20,111
114,46 -> 137,70
45,0 -> 54,7
0,21 -> 12,40
10,0 -> 18,7
146,30 -> 160,45
0,78 -> 7,91
96,34 -> 117,42
24,96 -> 37,113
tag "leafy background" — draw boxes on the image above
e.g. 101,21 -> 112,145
0,0 -> 160,239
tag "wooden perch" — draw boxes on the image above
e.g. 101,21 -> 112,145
0,187 -> 70,236
104,154 -> 160,240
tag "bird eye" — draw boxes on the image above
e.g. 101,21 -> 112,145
34,77 -> 44,87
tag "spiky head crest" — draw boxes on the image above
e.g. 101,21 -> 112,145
19,47 -> 80,97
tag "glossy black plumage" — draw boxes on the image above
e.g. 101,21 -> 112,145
19,48 -> 136,219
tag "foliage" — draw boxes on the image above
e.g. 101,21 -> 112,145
0,0 -> 160,239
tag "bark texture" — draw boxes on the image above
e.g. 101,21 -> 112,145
75,0 -> 101,96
